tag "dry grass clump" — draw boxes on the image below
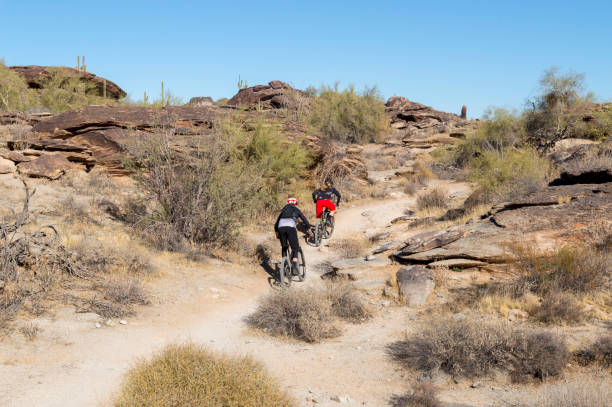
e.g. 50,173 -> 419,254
416,188 -> 447,211
112,343 -> 294,407
19,322 -> 40,341
88,277 -> 149,318
388,318 -> 568,381
477,245 -> 610,324
328,237 -> 368,259
71,236 -> 152,275
246,284 -> 371,342
390,381 -> 441,407
532,291 -> 584,325
574,335 -> 612,368
533,376 -> 611,407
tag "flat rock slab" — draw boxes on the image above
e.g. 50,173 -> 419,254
396,265 -> 434,306
17,153 -> 73,180
397,227 -> 465,255
373,240 -> 403,254
428,258 -> 489,269
0,149 -> 33,163
397,234 -> 509,264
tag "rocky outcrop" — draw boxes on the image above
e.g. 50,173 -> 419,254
16,153 -> 73,179
188,97 -> 214,107
228,81 -> 310,111
393,182 -> 612,267
396,266 -> 434,305
9,65 -> 126,99
385,97 -> 470,141
13,105 -> 226,175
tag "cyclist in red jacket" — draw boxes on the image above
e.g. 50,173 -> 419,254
312,178 -> 341,225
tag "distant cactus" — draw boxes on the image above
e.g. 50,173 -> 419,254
161,81 -> 165,107
144,91 -> 148,105
461,105 -> 467,119
237,74 -> 248,90
103,79 -> 107,98
76,56 -> 86,71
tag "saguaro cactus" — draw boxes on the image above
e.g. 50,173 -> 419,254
161,81 -> 165,107
144,91 -> 148,105
103,79 -> 107,98
461,105 -> 467,119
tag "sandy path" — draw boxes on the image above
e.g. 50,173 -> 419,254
0,188 -> 419,407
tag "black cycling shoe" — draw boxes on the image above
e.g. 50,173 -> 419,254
291,261 -> 299,276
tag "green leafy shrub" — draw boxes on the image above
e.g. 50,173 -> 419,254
113,343 -> 294,407
452,108 -> 524,167
308,83 -> 388,143
0,61 -> 36,111
468,147 -> 551,198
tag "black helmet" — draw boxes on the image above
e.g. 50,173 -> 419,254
324,177 -> 334,186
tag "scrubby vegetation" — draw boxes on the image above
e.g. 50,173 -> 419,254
476,244 -> 610,325
113,343 -> 294,407
308,83 -> 388,143
246,283 -> 371,342
0,62 -> 116,112
120,119 -> 312,251
575,335 -> 612,368
533,376 -> 611,407
416,187 -> 447,211
390,382 -> 441,407
388,318 -> 568,381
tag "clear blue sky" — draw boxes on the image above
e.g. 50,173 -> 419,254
2,1 -> 610,118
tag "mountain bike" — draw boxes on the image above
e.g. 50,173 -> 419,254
276,247 -> 306,288
311,208 -> 334,247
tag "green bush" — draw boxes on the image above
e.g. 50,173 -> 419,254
0,61 -> 36,111
468,147 -> 551,198
113,343 -> 294,407
308,83 -> 388,143
452,108 -> 523,167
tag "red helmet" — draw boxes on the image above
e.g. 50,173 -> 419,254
287,197 -> 298,205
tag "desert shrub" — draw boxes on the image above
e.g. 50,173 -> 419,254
246,284 -> 370,342
524,67 -> 599,151
19,322 -> 40,341
416,188 -> 447,211
532,291 -> 584,325
308,83 -> 388,143
574,335 -> 612,367
469,147 -> 551,199
512,245 -> 610,296
71,236 -> 151,275
533,376 -> 612,407
38,68 -> 114,112
113,343 -> 294,407
0,61 -> 36,111
390,381 -> 440,407
88,277 -> 148,318
326,283 -> 372,323
328,237 -> 367,259
452,108 -> 523,167
246,287 -> 339,342
387,318 -> 568,380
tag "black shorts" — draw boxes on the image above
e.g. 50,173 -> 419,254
278,226 -> 300,258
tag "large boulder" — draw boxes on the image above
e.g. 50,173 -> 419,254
227,81 -> 310,111
9,65 -> 126,99
396,266 -> 434,306
0,157 -> 16,174
17,153 -> 73,180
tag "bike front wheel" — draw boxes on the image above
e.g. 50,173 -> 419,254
297,248 -> 306,282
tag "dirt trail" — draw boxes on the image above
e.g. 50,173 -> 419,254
0,181 -> 422,407
0,142 -> 483,407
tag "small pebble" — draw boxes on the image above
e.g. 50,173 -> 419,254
471,382 -> 481,388
94,322 -> 101,328
119,320 -> 127,325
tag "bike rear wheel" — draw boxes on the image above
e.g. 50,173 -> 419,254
322,211 -> 334,239
278,257 -> 292,288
